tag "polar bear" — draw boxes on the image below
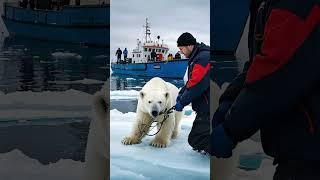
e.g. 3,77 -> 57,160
122,77 -> 183,148
83,80 -> 109,180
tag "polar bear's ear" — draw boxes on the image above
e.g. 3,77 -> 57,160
165,92 -> 169,99
140,91 -> 144,99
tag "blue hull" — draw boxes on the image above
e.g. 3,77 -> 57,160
2,3 -> 109,47
212,0 -> 250,53
111,60 -> 188,79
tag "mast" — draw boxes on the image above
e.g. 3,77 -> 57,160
143,18 -> 151,43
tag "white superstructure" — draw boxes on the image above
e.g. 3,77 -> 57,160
131,18 -> 169,63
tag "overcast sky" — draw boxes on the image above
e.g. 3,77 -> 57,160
110,0 -> 210,59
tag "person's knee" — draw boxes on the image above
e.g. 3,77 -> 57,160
188,114 -> 210,150
187,133 -> 196,148
188,131 -> 209,151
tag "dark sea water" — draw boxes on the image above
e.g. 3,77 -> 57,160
211,57 -> 241,86
0,37 -> 108,94
0,36 -> 108,164
110,74 -> 185,113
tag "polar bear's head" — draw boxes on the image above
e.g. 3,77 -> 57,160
139,90 -> 170,118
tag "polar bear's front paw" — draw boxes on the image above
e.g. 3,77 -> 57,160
150,138 -> 169,148
122,136 -> 141,145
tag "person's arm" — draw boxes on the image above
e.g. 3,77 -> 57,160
218,67 -> 247,104
179,52 -> 210,106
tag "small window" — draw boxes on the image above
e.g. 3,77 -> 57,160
133,54 -> 135,57
144,48 -> 147,51
162,50 -> 165,53
148,48 -> 151,52
145,55 -> 147,57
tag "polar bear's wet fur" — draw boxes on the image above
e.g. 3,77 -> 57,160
84,80 -> 109,180
122,77 -> 183,148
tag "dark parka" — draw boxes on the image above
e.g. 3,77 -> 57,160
219,0 -> 320,163
178,43 -> 210,113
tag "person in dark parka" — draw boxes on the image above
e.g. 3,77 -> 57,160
175,32 -> 210,152
115,48 -> 122,63
210,0 -> 320,179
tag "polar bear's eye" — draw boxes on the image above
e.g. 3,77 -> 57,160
158,101 -> 162,104
148,101 -> 152,103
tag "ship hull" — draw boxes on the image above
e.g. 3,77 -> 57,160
1,3 -> 109,47
111,59 -> 188,79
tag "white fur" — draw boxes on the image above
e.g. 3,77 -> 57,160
122,77 -> 183,148
83,80 -> 109,180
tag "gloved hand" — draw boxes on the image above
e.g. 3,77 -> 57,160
175,100 -> 184,111
210,124 -> 236,158
212,101 -> 233,128
176,95 -> 181,102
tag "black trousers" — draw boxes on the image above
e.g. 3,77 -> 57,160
274,162 -> 320,180
188,112 -> 210,152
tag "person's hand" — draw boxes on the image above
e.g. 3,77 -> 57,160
212,101 -> 233,128
175,100 -> 184,111
176,95 -> 181,102
209,101 -> 235,158
209,124 -> 236,158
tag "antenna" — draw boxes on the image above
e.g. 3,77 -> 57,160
143,18 -> 151,43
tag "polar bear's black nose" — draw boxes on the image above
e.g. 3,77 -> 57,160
152,111 -> 158,117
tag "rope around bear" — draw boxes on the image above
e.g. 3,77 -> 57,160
137,106 -> 176,139
136,106 -> 210,156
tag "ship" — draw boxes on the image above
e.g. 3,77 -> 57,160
111,18 -> 188,79
1,0 -> 109,47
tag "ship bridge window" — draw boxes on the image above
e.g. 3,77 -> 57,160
144,48 -> 147,51
133,54 -> 135,57
162,50 -> 165,53
145,55 -> 147,57
148,48 -> 151,52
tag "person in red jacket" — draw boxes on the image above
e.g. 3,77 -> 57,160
210,0 -> 320,179
175,32 -> 210,152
